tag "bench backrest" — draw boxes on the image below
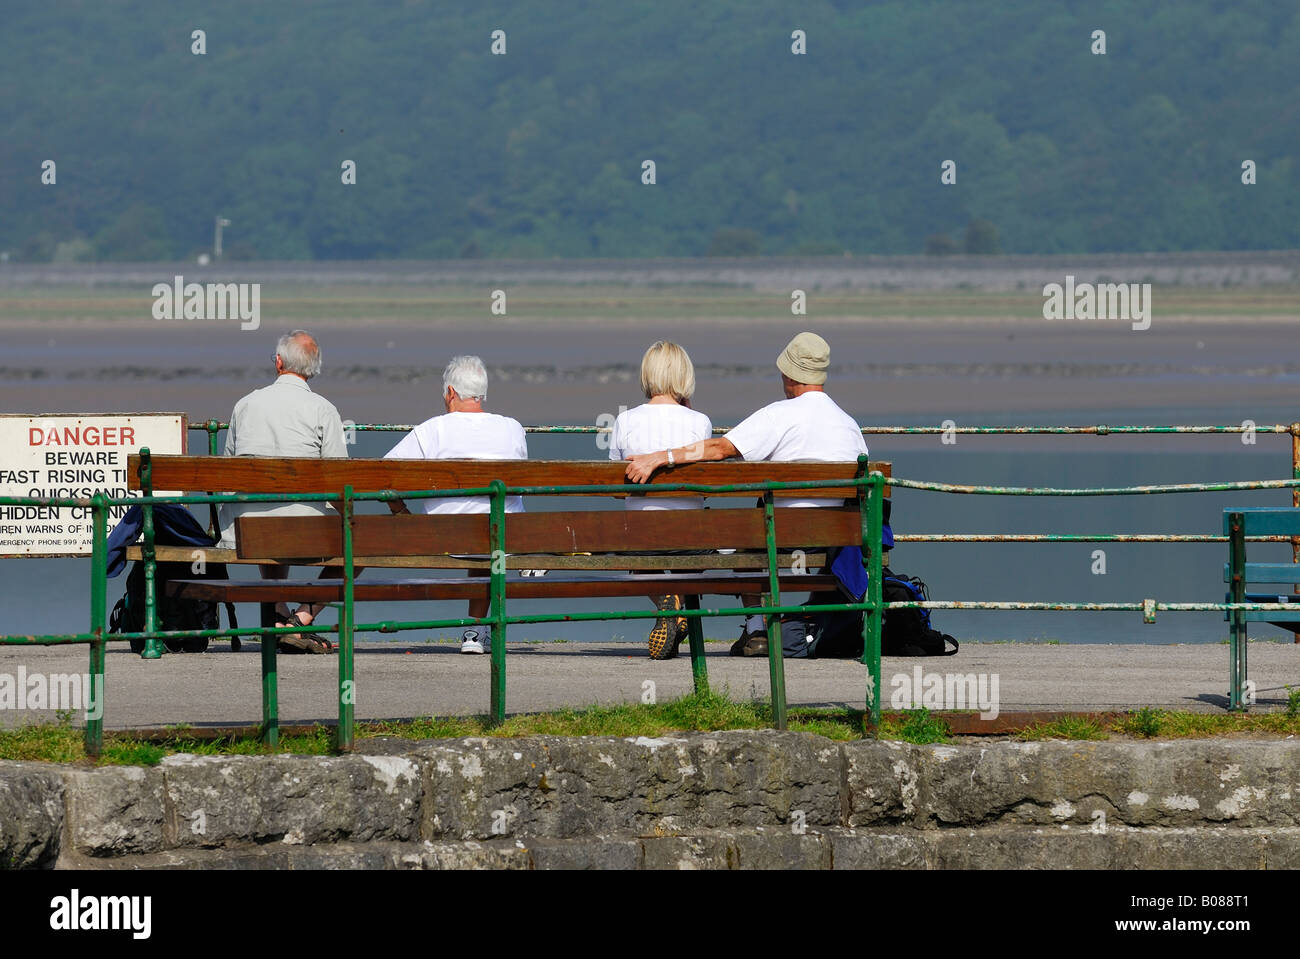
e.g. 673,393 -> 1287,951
1222,508 -> 1300,538
128,455 -> 891,501
1223,507 -> 1300,586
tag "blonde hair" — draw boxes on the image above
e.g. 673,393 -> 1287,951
640,341 -> 696,402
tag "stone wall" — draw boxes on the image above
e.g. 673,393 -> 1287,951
4,732 -> 1300,869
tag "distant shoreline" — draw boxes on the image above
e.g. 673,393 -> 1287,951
3,250 -> 1299,293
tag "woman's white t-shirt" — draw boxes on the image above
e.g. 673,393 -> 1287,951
609,402 -> 713,510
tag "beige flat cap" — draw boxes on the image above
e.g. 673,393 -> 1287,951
776,331 -> 830,385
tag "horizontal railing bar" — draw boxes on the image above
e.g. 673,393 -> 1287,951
888,477 -> 1300,496
7,476 -> 1300,512
187,422 -> 1298,436
896,534 -> 1293,542
8,599 -> 1294,649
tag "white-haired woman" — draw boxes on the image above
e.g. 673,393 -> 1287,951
608,341 -> 712,659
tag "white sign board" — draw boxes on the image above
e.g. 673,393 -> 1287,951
0,414 -> 187,557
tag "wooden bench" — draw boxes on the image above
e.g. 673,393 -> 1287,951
126,452 -> 891,739
1224,507 -> 1300,709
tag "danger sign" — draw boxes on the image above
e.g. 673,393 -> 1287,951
0,414 -> 187,557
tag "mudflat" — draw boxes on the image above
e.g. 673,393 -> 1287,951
1,282 -> 1298,428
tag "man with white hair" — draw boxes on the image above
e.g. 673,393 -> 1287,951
385,355 -> 528,654
221,330 -> 349,654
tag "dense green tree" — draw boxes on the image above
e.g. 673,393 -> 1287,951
0,0 -> 1295,260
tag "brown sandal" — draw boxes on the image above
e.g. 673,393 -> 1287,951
276,607 -> 334,654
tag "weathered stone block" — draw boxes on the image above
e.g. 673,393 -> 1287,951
160,753 -> 420,847
417,731 -> 842,840
842,740 -> 917,825
0,762 -> 63,869
62,766 -> 165,856
641,834 -> 737,869
727,827 -> 831,869
829,828 -> 929,869
390,839 -> 531,870
525,836 -> 642,870
915,741 -> 1300,828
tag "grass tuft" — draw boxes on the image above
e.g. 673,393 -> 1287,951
1120,706 -> 1165,738
1017,716 -> 1109,741
879,707 -> 950,744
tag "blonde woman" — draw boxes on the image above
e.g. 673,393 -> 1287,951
608,341 -> 712,659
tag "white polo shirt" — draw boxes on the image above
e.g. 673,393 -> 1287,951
385,411 -> 528,513
724,390 -> 867,507
609,402 -> 713,510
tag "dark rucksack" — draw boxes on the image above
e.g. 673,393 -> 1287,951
881,569 -> 957,656
109,558 -> 237,653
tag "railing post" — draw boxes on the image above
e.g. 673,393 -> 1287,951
87,493 -> 107,757
138,448 -> 164,659
489,479 -> 507,725
1228,511 -> 1248,711
260,610 -> 279,747
337,485 -> 356,750
763,490 -> 787,730
205,419 -> 221,540
860,469 -> 885,730
684,595 -> 709,695
1290,423 -> 1300,638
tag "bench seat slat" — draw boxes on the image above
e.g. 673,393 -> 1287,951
235,509 -> 865,559
1224,563 -> 1300,583
168,573 -> 843,603
125,544 -> 833,570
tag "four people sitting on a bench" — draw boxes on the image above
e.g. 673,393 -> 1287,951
227,330 -> 864,659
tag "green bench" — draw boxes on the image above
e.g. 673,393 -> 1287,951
1224,507 -> 1300,709
127,452 -> 891,741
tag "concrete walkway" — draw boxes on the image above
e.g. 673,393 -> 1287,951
0,640 -> 1296,730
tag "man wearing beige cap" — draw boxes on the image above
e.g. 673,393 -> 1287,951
626,331 -> 868,655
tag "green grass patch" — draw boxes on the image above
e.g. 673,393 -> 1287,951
879,708 -> 950,744
1093,709 -> 1300,739
365,689 -> 866,742
10,695 -> 1300,765
1017,716 -> 1110,741
1119,706 -> 1165,738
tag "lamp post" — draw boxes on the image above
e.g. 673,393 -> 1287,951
214,216 -> 231,259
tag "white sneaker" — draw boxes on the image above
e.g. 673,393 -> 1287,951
461,628 -> 490,654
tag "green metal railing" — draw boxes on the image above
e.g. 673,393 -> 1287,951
192,418 -> 1300,555
4,419 -> 1300,756
1,461 -> 895,754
